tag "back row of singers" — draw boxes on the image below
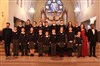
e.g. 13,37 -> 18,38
17,19 -> 80,35
2,19 -> 98,58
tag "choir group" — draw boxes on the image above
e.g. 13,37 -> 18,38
2,19 -> 98,58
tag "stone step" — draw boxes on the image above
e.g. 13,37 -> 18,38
96,50 -> 100,52
0,57 -> 99,66
0,43 -> 100,56
0,45 -> 4,48
0,52 -> 100,56
0,52 -> 5,55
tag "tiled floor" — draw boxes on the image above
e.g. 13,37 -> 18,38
0,56 -> 100,66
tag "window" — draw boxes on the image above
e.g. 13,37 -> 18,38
45,0 -> 63,16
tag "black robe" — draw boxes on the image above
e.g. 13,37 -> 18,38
43,36 -> 50,52
50,34 -> 57,43
88,29 -> 98,42
12,31 -> 19,40
19,33 -> 27,43
27,32 -> 37,43
58,25 -> 66,33
50,24 -> 58,34
74,26 -> 80,35
43,26 -> 50,33
25,24 -> 32,34
17,26 -> 24,34
2,28 -> 12,42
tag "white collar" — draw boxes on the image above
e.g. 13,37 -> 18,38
39,33 -> 42,35
52,33 -> 56,35
46,36 -> 49,37
21,32 -> 25,34
19,25 -> 23,27
53,24 -> 56,26
13,30 -> 17,32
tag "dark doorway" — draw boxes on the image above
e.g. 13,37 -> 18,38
14,17 -> 25,27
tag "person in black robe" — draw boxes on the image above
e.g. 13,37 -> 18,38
25,19 -> 32,34
43,21 -> 50,34
50,29 -> 57,56
74,22 -> 80,35
25,19 -> 33,53
66,21 -> 74,32
32,21 -> 38,35
43,31 -> 50,56
88,24 -> 98,57
57,27 -> 66,57
32,21 -> 38,52
27,27 -> 37,56
58,20 -> 66,33
12,26 -> 19,56
17,21 -> 24,34
75,31 -> 82,57
50,20 -> 58,34
37,21 -> 44,34
19,27 -> 28,56
2,23 -> 12,57
67,27 -> 75,57
37,29 -> 44,57
17,21 -> 24,52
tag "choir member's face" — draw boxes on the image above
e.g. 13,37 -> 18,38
27,21 -> 30,25
75,22 -> 78,26
52,20 -> 56,24
19,22 -> 22,25
30,28 -> 34,32
14,27 -> 17,31
69,27 -> 72,31
77,32 -> 81,36
45,22 -> 48,26
80,24 -> 84,29
6,23 -> 10,28
60,21 -> 64,25
39,22 -> 42,26
21,28 -> 25,32
60,27 -> 64,32
33,22 -> 37,26
52,29 -> 56,33
91,24 -> 95,29
45,32 -> 49,36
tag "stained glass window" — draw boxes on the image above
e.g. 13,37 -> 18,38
45,0 -> 63,16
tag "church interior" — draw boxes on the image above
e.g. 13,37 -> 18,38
0,0 -> 100,66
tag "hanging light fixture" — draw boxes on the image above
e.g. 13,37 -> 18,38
74,7 -> 80,13
29,1 -> 35,14
74,2 -> 81,13
29,7 -> 35,13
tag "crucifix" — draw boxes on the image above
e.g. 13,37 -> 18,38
52,11 -> 57,20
